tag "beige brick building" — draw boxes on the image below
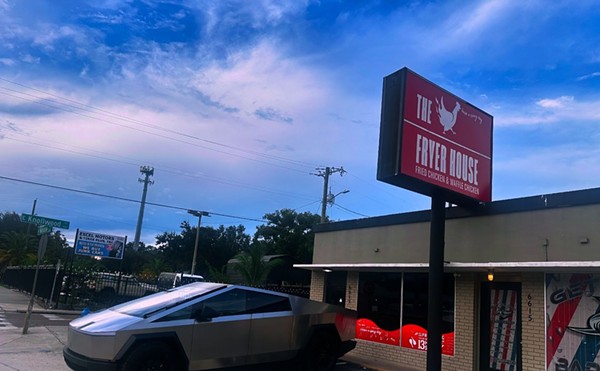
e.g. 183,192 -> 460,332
297,188 -> 600,371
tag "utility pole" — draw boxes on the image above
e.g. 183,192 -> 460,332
22,199 -> 36,335
312,166 -> 346,223
133,166 -> 154,251
188,210 -> 209,275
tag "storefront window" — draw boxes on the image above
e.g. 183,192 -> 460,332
325,271 -> 347,306
401,273 -> 455,355
355,272 -> 455,355
356,272 -> 402,345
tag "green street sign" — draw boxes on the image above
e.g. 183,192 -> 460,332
21,213 -> 70,229
37,225 -> 52,235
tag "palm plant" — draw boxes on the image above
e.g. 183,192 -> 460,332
0,231 -> 37,266
232,244 -> 279,286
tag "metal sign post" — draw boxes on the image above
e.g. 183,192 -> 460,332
49,259 -> 61,309
20,212 -> 70,333
427,191 -> 446,370
22,234 -> 48,335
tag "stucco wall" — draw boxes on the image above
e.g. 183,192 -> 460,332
313,204 -> 600,265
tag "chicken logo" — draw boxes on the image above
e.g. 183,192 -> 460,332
435,96 -> 461,134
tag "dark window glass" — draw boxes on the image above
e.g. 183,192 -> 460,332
157,301 -> 203,322
325,271 -> 347,307
202,289 -> 247,317
402,273 -> 454,333
357,272 -> 402,331
157,289 -> 292,322
246,291 -> 291,313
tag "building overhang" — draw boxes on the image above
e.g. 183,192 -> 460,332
294,261 -> 600,273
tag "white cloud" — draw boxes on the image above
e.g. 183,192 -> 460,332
198,0 -> 308,35
33,25 -> 81,49
452,0 -> 513,37
193,41 -> 331,116
577,72 -> 600,81
0,58 -> 15,66
495,145 -> 600,192
495,95 -> 600,126
536,96 -> 574,109
21,54 -> 40,64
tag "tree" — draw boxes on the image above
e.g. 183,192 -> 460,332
0,211 -> 71,268
0,231 -> 37,266
232,244 -> 280,286
155,222 -> 250,277
43,231 -> 70,265
253,209 -> 321,263
0,212 -> 29,234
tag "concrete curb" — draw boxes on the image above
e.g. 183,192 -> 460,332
15,308 -> 82,315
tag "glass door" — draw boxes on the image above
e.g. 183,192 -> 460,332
480,282 -> 522,371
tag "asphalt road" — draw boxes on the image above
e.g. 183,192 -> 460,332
1,310 -> 77,328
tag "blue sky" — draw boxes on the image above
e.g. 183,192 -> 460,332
1,0 -> 600,245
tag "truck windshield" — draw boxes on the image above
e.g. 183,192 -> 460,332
110,282 -> 226,317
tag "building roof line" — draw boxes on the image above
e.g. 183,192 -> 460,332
315,187 -> 600,233
295,261 -> 600,272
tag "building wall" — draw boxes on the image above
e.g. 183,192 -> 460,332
521,273 -> 546,371
345,271 -> 359,311
309,270 -> 325,301
313,204 -> 600,265
308,190 -> 600,370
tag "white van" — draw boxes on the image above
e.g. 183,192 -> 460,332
157,272 -> 205,291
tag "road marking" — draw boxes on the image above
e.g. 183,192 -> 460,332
41,314 -> 67,321
0,312 -> 17,330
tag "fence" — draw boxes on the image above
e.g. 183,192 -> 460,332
0,265 -> 63,307
1,266 -> 311,311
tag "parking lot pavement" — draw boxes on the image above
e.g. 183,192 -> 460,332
211,359 -> 377,371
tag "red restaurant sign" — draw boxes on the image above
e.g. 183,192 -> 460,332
377,68 -> 493,205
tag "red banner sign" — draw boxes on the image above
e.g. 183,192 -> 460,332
401,71 -> 492,202
377,68 -> 493,205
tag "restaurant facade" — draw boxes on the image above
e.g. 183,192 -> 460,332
296,187 -> 600,371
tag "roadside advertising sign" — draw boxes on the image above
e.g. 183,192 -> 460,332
377,67 -> 493,205
75,230 -> 126,260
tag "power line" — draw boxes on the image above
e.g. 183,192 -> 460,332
0,78 -> 320,170
2,135 -> 316,200
333,203 -> 370,218
0,174 -> 267,223
0,88 -> 310,173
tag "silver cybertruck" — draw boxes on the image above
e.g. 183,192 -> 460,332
64,282 -> 356,371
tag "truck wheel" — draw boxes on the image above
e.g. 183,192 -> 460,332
303,332 -> 339,371
120,341 -> 179,371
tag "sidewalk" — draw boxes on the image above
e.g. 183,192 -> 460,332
0,286 -> 79,371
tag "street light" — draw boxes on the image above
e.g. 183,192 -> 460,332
188,210 -> 209,275
327,189 -> 349,206
321,189 -> 349,223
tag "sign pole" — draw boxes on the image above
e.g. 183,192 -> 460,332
427,190 -> 446,370
23,234 -> 48,335
65,229 -> 79,308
